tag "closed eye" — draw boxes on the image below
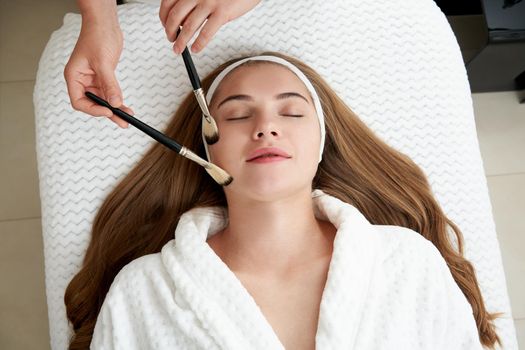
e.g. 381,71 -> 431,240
225,116 -> 249,121
226,114 -> 304,121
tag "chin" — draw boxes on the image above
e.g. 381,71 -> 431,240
234,177 -> 308,202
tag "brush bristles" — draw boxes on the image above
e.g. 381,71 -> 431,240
179,145 -> 232,186
202,115 -> 219,144
204,162 -> 234,186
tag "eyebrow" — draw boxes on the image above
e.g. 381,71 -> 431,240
216,92 -> 310,109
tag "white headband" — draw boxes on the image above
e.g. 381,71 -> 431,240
202,55 -> 326,164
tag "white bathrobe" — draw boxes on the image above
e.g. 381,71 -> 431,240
90,189 -> 484,349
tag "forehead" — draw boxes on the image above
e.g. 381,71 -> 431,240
210,63 -> 310,105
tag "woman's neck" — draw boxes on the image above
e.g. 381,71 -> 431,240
206,190 -> 337,280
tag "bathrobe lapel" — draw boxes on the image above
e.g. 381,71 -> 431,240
160,189 -> 382,350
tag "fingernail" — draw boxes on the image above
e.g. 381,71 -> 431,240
109,96 -> 120,106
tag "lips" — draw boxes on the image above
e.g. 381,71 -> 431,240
247,147 -> 291,162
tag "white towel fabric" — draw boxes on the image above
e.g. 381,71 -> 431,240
90,189 -> 483,349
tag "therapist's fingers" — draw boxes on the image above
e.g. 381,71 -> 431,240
185,0 -> 262,53
189,11 -> 225,53
67,82 -> 112,119
159,0 -> 177,27
64,19 -> 125,118
107,105 -> 134,129
162,0 -> 197,42
64,54 -> 132,127
173,4 -> 213,54
65,65 -> 113,118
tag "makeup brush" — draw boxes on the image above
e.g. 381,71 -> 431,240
85,91 -> 233,186
175,25 -> 219,145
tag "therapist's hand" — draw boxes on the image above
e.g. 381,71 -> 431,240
64,17 -> 133,128
160,0 -> 262,54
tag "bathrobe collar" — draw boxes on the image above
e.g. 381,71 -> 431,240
161,189 -> 382,350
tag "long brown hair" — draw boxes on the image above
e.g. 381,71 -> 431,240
65,51 -> 503,349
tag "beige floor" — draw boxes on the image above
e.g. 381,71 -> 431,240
1,1 -> 524,349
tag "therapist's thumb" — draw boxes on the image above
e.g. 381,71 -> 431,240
99,65 -> 123,107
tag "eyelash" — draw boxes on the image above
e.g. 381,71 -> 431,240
226,114 -> 304,121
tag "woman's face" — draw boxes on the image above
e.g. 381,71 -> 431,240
207,63 -> 321,202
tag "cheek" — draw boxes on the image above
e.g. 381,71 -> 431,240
208,129 -> 240,165
295,122 -> 321,159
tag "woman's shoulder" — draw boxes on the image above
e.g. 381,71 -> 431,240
371,225 -> 482,348
109,242 -> 175,297
370,224 -> 471,311
372,224 -> 445,266
118,252 -> 163,275
92,240 -> 190,348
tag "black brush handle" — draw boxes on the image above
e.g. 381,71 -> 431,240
182,48 -> 201,90
85,91 -> 182,154
176,26 -> 201,90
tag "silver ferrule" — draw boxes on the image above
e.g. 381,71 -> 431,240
194,89 -> 213,124
180,146 -> 210,169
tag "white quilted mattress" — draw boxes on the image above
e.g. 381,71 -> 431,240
33,0 -> 518,349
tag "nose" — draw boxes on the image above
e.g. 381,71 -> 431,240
254,129 -> 278,139
252,113 -> 281,140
